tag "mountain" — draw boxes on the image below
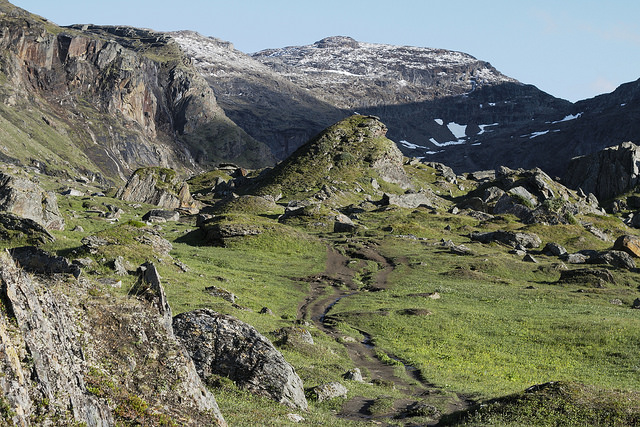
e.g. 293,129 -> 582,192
178,34 -> 639,178
423,77 -> 640,177
171,31 -> 346,159
0,1 -> 272,185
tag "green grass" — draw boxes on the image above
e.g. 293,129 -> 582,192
328,234 -> 640,398
441,381 -> 640,426
16,159 -> 640,426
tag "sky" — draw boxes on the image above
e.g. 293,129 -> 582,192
11,0 -> 640,102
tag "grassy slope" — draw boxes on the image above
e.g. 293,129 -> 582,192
13,161 -> 638,426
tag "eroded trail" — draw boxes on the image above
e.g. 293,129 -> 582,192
298,243 -> 472,424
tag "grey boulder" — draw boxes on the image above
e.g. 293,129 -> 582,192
173,309 -> 308,410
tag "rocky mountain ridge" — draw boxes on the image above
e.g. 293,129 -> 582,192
0,1 -> 272,185
176,32 -> 638,178
252,35 -> 517,109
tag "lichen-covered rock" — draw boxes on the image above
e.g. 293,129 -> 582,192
311,382 -> 348,402
343,368 -> 364,382
470,230 -> 542,249
117,167 -> 201,213
173,308 -> 308,410
544,242 -> 568,257
613,234 -> 640,258
142,209 -> 180,222
0,252 -> 113,426
591,250 -> 636,270
382,190 -> 436,209
0,172 -> 65,230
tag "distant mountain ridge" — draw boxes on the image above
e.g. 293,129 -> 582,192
175,32 -> 639,178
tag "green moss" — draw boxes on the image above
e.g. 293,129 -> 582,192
441,381 -> 640,426
252,115 -> 401,201
187,170 -> 233,194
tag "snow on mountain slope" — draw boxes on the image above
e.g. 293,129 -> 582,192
170,31 -> 346,159
252,36 -> 517,109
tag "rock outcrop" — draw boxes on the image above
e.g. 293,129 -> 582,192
0,251 -> 113,425
459,166 -> 602,225
173,308 -> 308,410
470,230 -> 542,249
0,251 -> 226,426
117,167 -> 200,213
0,172 -> 65,230
251,115 -> 414,204
564,142 -> 640,202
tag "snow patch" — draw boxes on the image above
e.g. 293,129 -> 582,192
399,140 -> 427,150
447,122 -> 467,139
430,137 -> 466,147
521,130 -> 549,139
434,118 -> 443,125
551,113 -> 583,124
477,123 -> 499,135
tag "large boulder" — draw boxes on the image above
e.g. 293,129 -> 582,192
381,190 -> 436,209
117,167 -> 200,213
564,141 -> 640,202
0,172 -> 64,230
173,309 -> 308,410
311,382 -> 348,402
613,235 -> 640,258
470,230 -> 542,249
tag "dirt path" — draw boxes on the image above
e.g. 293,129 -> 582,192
298,244 -> 473,424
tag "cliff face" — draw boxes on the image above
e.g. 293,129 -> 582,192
0,251 -> 226,426
0,1 -> 272,184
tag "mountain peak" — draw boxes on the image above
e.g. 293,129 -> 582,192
313,36 -> 360,49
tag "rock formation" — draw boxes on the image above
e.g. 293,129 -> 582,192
0,172 -> 65,230
173,308 -> 309,410
0,251 -> 226,426
117,167 -> 200,213
129,262 -> 174,336
564,141 -> 640,202
251,115 -> 414,202
0,251 -> 113,426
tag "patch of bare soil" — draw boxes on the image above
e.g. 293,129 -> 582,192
298,244 -> 473,425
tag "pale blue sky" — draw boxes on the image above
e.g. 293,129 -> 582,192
12,0 -> 640,102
